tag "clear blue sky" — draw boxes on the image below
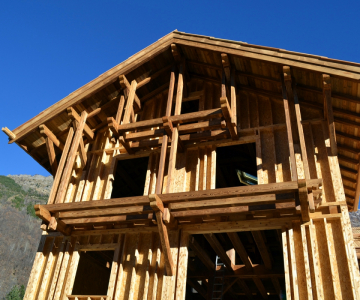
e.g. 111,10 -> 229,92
1,0 -> 359,177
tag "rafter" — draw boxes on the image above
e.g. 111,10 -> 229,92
204,233 -> 233,270
39,124 -> 64,151
227,232 -> 253,271
189,236 -> 215,270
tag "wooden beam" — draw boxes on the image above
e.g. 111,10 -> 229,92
204,233 -> 233,270
298,179 -> 310,222
289,71 -> 311,180
230,68 -> 237,126
115,95 -> 125,124
189,236 -> 215,270
67,107 -> 94,140
39,124 -> 64,150
55,111 -> 88,204
220,97 -> 237,139
155,66 -> 175,195
78,139 -> 87,168
221,278 -> 239,297
168,194 -> 291,210
119,75 -> 141,112
237,279 -> 253,299
125,128 -> 165,142
166,63 -> 184,193
282,68 -> 298,181
158,181 -> 299,203
137,64 -> 173,89
354,156 -> 360,211
45,138 -> 58,176
178,119 -> 225,134
149,194 -> 164,213
323,74 -> 338,156
115,108 -> 223,134
181,216 -> 298,234
122,79 -> 138,124
171,44 -> 182,63
221,53 -> 231,82
252,231 -> 272,269
253,277 -> 268,299
187,279 -> 207,299
150,198 -> 175,276
2,127 -> 16,140
47,127 -> 74,204
227,232 -> 253,271
34,205 -> 71,235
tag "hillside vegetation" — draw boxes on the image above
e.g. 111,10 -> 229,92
0,175 -> 52,300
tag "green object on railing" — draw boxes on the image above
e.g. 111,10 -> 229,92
236,169 -> 258,186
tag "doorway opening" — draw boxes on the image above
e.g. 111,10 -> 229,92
111,156 -> 149,198
216,143 -> 257,189
72,250 -> 114,296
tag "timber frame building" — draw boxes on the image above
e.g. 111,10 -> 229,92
3,30 -> 360,299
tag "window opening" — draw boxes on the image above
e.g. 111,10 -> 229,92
216,143 -> 257,189
111,156 -> 149,198
181,99 -> 199,115
72,250 -> 114,296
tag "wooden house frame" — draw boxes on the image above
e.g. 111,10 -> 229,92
3,30 -> 360,299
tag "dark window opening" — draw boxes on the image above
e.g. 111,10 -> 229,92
216,143 -> 257,189
111,156 -> 149,198
186,231 -> 286,299
181,99 -> 199,115
72,250 -> 114,296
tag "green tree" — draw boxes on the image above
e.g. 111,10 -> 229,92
26,202 -> 37,218
11,196 -> 25,210
4,285 -> 25,300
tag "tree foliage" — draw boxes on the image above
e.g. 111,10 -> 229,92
4,285 -> 25,300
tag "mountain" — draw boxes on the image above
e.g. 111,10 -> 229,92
0,175 -> 52,299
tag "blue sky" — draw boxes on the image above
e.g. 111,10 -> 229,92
1,0 -> 359,178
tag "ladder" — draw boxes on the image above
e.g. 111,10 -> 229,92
211,256 -> 225,300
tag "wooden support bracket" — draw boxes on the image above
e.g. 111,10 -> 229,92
149,194 -> 175,276
107,117 -> 120,138
34,204 -> 71,235
39,124 -> 64,150
220,97 -> 238,139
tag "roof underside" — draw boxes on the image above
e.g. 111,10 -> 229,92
6,30 -> 360,211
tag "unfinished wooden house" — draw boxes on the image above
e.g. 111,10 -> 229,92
3,30 -> 360,300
